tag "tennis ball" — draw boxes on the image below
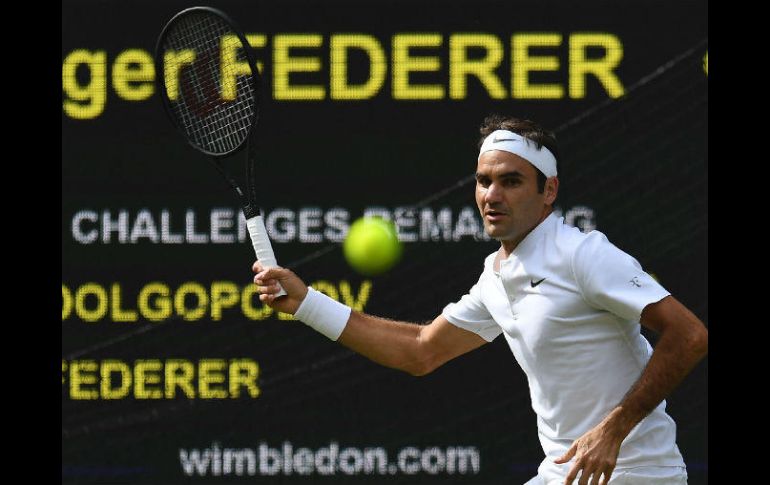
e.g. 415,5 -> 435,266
343,216 -> 402,276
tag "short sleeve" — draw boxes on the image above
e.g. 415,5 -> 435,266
572,231 -> 670,322
442,279 -> 502,342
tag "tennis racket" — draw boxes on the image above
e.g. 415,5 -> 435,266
155,6 -> 286,296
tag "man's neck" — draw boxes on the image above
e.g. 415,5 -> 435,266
498,208 -> 553,261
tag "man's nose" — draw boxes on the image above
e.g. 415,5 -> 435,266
484,182 -> 503,204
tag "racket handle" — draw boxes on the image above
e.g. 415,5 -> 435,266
246,215 -> 288,297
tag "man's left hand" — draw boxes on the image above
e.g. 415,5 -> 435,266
554,419 -> 625,485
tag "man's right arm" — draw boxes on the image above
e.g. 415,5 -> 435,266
338,312 -> 487,376
253,262 -> 488,376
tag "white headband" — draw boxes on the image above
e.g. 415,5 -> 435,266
478,129 -> 558,177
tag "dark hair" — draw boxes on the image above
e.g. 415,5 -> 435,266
478,114 -> 559,193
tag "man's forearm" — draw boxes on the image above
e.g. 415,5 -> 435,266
253,264 -> 487,377
338,311 -> 432,376
609,321 -> 708,435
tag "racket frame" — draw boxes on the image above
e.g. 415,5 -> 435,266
154,5 -> 263,219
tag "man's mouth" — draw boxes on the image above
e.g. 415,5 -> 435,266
484,210 -> 507,222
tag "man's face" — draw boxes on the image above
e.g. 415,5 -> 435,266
475,150 -> 557,245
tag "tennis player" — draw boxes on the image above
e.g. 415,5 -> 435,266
252,115 -> 708,485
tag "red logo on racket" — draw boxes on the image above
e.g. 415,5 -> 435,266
179,50 -> 222,119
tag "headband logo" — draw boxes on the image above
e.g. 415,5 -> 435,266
480,130 -> 558,177
492,135 -> 517,143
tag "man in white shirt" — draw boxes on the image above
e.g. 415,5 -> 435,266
251,115 -> 708,485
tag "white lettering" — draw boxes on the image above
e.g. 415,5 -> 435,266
266,208 -> 296,243
293,447 -> 314,475
363,206 -> 391,220
339,447 -> 364,475
72,210 -> 98,244
130,209 -> 159,243
452,206 -> 482,241
324,208 -> 349,242
211,208 -> 236,243
394,207 -> 418,242
314,442 -> 338,475
420,207 -> 453,241
298,207 -> 323,243
421,446 -> 444,474
185,209 -> 208,243
177,442 -> 480,477
565,205 -> 596,232
101,210 -> 128,243
161,209 -> 183,243
258,444 -> 281,475
398,446 -> 421,475
68,206 -> 594,245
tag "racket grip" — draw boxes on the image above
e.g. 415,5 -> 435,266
246,215 -> 288,297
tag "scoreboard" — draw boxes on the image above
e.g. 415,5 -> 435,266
62,0 -> 708,483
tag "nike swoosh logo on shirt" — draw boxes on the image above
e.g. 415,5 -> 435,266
530,278 -> 546,287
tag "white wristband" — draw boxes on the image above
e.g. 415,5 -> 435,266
294,287 -> 351,341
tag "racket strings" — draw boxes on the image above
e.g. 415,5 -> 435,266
162,12 -> 256,155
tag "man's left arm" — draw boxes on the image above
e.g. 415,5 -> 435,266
556,295 -> 708,485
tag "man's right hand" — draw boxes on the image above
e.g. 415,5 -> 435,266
252,261 -> 309,314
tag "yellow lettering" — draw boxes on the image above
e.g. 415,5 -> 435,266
220,35 -> 253,100
449,34 -> 505,99
512,33 -> 563,99
199,359 -> 228,399
138,283 -> 171,322
277,310 -> 295,321
338,280 -> 372,312
111,283 -> 138,322
62,49 -> 107,119
62,284 -> 73,320
392,34 -> 444,99
70,360 -> 99,400
311,280 -> 339,300
112,49 -> 155,101
100,360 -> 131,399
163,49 -> 195,101
174,282 -> 208,321
330,34 -> 387,100
134,359 -> 163,399
229,359 -> 260,398
63,280 -> 371,323
165,359 -> 196,398
61,359 -> 265,400
75,283 -> 108,322
246,34 -> 267,73
211,281 -> 239,321
273,34 -> 325,100
241,284 -> 274,320
569,33 -> 624,98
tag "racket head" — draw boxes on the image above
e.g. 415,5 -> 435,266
155,6 -> 261,158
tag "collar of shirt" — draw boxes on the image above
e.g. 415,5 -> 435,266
494,212 -> 558,276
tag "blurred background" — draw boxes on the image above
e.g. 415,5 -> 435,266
62,0 -> 708,483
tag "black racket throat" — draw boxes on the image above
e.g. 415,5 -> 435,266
241,203 -> 261,220
211,159 -> 261,219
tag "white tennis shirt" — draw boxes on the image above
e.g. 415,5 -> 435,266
442,213 -> 686,475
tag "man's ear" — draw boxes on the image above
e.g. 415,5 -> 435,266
545,177 -> 559,205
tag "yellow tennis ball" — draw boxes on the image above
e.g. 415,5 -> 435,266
343,216 -> 402,276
